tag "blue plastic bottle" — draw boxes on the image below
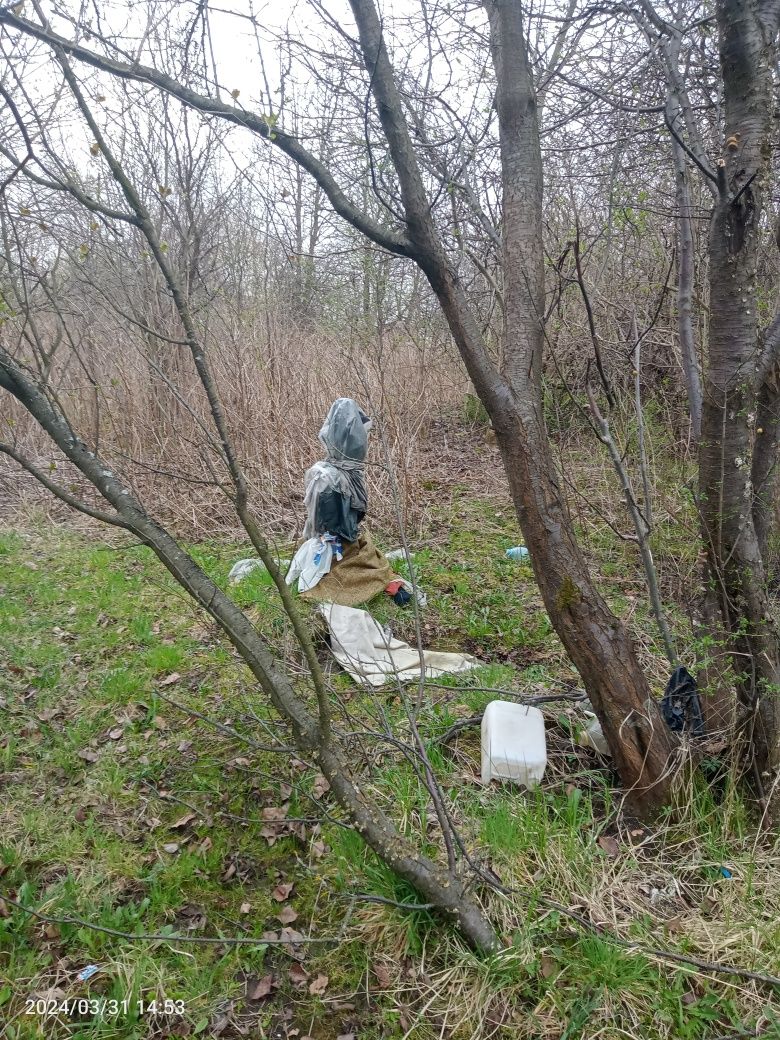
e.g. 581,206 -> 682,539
505,545 -> 530,562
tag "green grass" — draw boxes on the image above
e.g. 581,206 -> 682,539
0,519 -> 777,1039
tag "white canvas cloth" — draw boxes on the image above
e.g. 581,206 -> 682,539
320,603 -> 478,687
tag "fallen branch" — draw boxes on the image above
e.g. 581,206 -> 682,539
350,893 -> 435,911
420,683 -> 586,702
0,893 -> 350,946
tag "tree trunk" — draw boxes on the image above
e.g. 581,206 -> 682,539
481,0 -> 678,814
752,370 -> 780,564
494,410 -> 678,811
347,0 -> 677,814
699,0 -> 780,786
671,130 -> 703,443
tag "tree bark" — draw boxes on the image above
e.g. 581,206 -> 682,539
752,369 -> 780,564
699,0 -> 780,785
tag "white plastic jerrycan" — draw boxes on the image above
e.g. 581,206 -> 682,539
481,701 -> 547,788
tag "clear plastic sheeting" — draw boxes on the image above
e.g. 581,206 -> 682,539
384,548 -> 412,562
581,715 -> 610,756
228,558 -> 264,584
319,397 -> 372,468
303,398 -> 371,543
228,557 -> 290,584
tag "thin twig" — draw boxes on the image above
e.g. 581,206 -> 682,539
0,894 -> 338,946
154,690 -> 293,753
539,896 -> 780,989
349,893 -> 435,911
420,683 -> 585,702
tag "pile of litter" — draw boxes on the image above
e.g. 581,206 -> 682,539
228,398 -> 705,796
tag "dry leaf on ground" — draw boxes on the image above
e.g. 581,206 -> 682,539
277,904 -> 299,925
308,974 -> 329,995
598,834 -> 620,857
246,975 -> 275,1000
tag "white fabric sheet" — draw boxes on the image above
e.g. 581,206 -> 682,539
320,602 -> 478,687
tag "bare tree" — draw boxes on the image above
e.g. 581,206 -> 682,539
698,0 -> 780,792
0,0 -> 680,812
637,0 -> 710,442
588,0 -> 780,793
0,16 -> 501,949
641,0 -> 780,790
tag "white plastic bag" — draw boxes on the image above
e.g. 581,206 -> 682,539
228,558 -> 263,584
228,557 -> 290,584
399,578 -> 427,608
286,536 -> 334,593
580,715 -> 611,756
384,548 -> 413,562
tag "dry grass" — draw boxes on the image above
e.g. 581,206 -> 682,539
1,315 -> 474,538
347,733 -> 780,1040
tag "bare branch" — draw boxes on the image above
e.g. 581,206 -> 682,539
0,441 -> 130,528
0,8 -> 414,257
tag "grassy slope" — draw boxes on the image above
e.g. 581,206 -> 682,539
0,499 -> 779,1040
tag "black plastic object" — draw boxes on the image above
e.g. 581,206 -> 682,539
313,486 -> 362,543
661,666 -> 704,737
392,587 -> 412,607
